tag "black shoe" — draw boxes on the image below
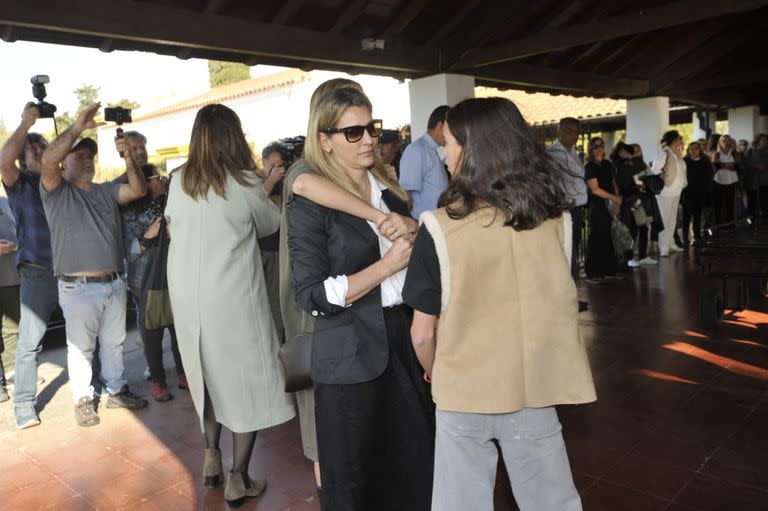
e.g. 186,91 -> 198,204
0,386 -> 9,403
75,397 -> 100,427
578,301 -> 589,312
107,386 -> 149,410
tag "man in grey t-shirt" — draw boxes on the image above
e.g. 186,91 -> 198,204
40,103 -> 149,427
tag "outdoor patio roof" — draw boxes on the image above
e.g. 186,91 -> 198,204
2,0 -> 767,109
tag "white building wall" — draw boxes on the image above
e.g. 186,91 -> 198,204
97,70 -> 412,171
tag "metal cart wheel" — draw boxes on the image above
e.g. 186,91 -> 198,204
700,287 -> 724,329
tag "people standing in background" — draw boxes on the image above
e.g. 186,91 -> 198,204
711,134 -> 739,225
682,142 -> 714,245
165,104 -> 295,507
0,103 -> 58,430
399,105 -> 451,219
0,198 -> 20,404
651,130 -> 687,257
610,142 -> 647,268
584,137 -> 620,283
378,129 -> 402,180
743,134 -> 768,218
548,118 -> 588,280
114,132 -> 186,402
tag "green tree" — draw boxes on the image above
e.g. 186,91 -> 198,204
107,99 -> 140,111
208,60 -> 250,88
51,84 -> 101,140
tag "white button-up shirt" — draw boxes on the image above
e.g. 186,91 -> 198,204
323,172 -> 406,308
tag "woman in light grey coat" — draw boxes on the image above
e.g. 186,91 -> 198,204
165,104 -> 295,507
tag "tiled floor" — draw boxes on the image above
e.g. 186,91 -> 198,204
1,250 -> 767,510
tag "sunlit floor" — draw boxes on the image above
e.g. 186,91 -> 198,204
1,249 -> 767,511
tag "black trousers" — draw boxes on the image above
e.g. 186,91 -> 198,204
713,182 -> 738,225
314,306 -> 434,511
746,186 -> 768,219
682,195 -> 707,243
586,202 -> 617,279
570,206 -> 585,281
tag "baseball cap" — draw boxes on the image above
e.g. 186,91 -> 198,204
69,137 -> 98,156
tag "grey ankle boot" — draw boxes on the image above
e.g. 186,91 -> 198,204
203,448 -> 223,487
224,472 -> 266,507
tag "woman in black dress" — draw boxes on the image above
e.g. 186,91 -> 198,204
682,141 -> 714,245
287,87 -> 434,511
585,137 -> 621,282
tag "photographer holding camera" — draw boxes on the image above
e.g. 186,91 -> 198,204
113,130 -> 187,402
40,102 -> 149,427
0,102 -> 58,430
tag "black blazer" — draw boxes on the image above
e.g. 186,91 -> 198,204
287,188 -> 410,385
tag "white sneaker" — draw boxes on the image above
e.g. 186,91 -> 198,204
144,366 -> 151,381
669,245 -> 684,253
660,250 -> 670,257
639,257 -> 658,265
627,258 -> 640,268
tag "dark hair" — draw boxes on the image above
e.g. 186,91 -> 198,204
660,130 -> 681,147
182,104 -> 256,200
706,133 -> 721,153
439,97 -> 571,231
609,141 -> 635,160
586,136 -> 605,162
18,133 -> 47,170
427,105 -> 450,130
261,142 -> 284,160
558,117 -> 580,131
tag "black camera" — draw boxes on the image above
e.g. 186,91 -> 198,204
31,75 -> 57,118
277,136 -> 306,168
104,106 -> 132,125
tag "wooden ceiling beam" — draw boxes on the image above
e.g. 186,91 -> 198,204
455,0 -> 768,69
381,0 -> 430,38
470,62 -> 650,97
0,0 -> 438,73
676,68 -> 768,92
271,0 -> 304,25
425,0 -> 481,46
204,0 -> 230,15
330,0 -> 369,33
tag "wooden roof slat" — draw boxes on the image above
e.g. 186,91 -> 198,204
455,0 -> 768,69
271,0 -> 304,25
330,0 -> 369,33
381,0 -> 430,38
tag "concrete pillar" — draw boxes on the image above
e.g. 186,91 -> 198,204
408,74 -> 475,138
601,131 -> 616,151
759,116 -> 768,135
626,97 -> 669,164
728,105 -> 760,143
692,111 -> 716,141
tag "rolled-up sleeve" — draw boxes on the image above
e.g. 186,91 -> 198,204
398,143 -> 425,192
287,195 -> 347,317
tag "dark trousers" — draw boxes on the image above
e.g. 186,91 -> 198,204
570,206 -> 585,281
586,203 -> 616,279
713,182 -> 738,225
682,195 -> 706,243
314,306 -> 434,511
746,186 -> 768,219
131,287 -> 183,384
0,285 -> 20,385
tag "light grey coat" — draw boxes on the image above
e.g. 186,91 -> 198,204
165,171 -> 295,433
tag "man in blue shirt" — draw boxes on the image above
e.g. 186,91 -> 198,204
399,105 -> 450,220
0,103 -> 59,429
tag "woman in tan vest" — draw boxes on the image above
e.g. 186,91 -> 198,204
403,97 -> 596,511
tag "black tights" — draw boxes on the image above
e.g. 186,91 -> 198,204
203,386 -> 258,475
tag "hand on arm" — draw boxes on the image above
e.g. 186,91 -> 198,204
411,311 -> 438,376
344,237 -> 412,305
587,178 -> 619,202
0,103 -> 39,188
292,173 -> 386,224
377,212 -> 417,242
116,137 -> 147,204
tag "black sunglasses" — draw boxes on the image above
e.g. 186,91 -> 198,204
592,142 -> 605,148
322,119 -> 383,143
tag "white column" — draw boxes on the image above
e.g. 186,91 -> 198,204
626,97 -> 669,164
692,111 -> 716,141
601,131 -> 616,151
759,116 -> 768,135
408,74 -> 475,137
728,105 -> 760,142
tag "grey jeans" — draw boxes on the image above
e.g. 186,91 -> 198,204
432,406 -> 582,511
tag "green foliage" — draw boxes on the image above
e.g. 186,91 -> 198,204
208,60 -> 251,88
107,99 -> 141,111
50,84 -> 102,140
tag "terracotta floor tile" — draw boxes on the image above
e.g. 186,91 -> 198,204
27,440 -> 113,475
81,468 -> 167,510
0,476 -> 77,510
579,481 -> 671,511
674,474 -> 768,511
42,494 -> 97,511
286,497 -> 320,511
56,454 -> 142,494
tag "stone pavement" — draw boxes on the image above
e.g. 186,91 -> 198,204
1,251 -> 768,510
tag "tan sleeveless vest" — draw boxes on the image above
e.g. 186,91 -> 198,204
421,207 -> 596,413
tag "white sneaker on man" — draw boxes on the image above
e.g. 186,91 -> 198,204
660,250 -> 670,257
669,245 -> 684,253
627,258 -> 640,268
639,257 -> 658,265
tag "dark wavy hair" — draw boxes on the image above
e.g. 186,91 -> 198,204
660,130 -> 681,147
439,97 -> 572,231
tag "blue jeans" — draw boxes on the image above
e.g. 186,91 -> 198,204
13,264 -> 59,407
58,278 -> 128,403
